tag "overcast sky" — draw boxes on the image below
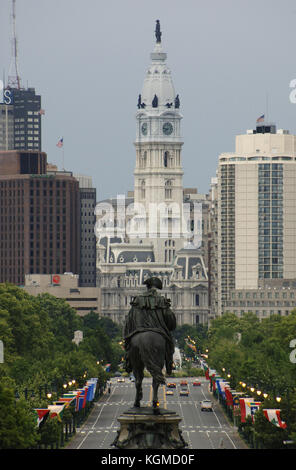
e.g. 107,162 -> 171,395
1,0 -> 296,199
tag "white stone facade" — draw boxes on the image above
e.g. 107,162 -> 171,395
96,24 -> 209,326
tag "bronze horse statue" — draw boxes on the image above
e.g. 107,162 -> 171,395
123,277 -> 176,411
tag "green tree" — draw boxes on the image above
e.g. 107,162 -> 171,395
0,382 -> 39,449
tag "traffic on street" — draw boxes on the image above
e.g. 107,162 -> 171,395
66,376 -> 247,450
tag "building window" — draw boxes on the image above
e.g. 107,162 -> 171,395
165,180 -> 172,199
164,151 -> 169,167
141,180 -> 145,199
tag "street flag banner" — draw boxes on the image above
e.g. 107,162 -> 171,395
246,401 -> 262,422
86,383 -> 94,401
76,386 -> 89,409
87,379 -> 98,400
216,379 -> 230,398
225,387 -> 233,407
56,137 -> 63,148
239,397 -> 254,423
48,404 -> 65,421
77,388 -> 88,410
34,409 -> 49,428
105,364 -> 111,372
55,397 -> 76,407
263,409 -> 287,429
256,114 -> 265,122
75,391 -> 82,411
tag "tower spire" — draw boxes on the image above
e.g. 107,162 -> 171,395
155,19 -> 162,43
8,0 -> 21,89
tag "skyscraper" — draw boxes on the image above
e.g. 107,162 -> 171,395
215,122 -> 296,318
74,174 -> 97,287
0,86 -> 42,151
0,150 -> 80,285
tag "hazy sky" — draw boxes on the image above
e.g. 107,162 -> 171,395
1,0 -> 296,200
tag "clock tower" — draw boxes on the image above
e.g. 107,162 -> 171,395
133,21 -> 185,263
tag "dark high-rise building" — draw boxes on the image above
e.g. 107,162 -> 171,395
74,175 -> 97,287
0,151 -> 80,285
0,87 -> 42,151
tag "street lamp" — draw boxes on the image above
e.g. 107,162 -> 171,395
276,396 -> 282,403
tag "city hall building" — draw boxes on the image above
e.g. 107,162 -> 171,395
96,22 -> 209,326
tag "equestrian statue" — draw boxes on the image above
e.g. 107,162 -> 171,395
123,277 -> 176,412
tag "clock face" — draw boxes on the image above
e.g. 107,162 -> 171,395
141,122 -> 148,135
163,122 -> 173,135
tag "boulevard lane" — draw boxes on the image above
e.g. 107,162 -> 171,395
66,377 -> 247,450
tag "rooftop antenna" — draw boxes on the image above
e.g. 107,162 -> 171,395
8,0 -> 21,89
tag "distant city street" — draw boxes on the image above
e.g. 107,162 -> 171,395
67,377 -> 247,450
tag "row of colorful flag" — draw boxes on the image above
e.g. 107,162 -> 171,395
201,361 -> 287,429
34,378 -> 98,428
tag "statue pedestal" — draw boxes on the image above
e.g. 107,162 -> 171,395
112,407 -> 188,449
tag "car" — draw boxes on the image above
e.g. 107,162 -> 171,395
117,377 -> 125,383
167,382 -> 176,388
179,388 -> 189,396
166,390 -> 174,396
193,381 -> 201,386
200,400 -> 213,411
180,380 -> 188,386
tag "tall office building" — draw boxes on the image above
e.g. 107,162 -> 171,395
0,87 -> 42,151
74,174 -> 97,287
215,122 -> 296,318
0,150 -> 80,285
0,102 -> 14,150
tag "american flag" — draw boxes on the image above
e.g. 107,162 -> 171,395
56,137 -> 63,148
256,114 -> 264,123
38,109 -> 45,115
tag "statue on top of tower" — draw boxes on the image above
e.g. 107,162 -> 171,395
155,20 -> 162,43
152,94 -> 158,108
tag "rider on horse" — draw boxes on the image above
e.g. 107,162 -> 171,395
123,277 -> 176,376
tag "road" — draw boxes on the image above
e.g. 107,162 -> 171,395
66,377 -> 248,450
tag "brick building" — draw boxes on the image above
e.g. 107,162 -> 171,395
0,150 -> 80,285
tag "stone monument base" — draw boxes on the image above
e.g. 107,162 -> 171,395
112,406 -> 188,449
